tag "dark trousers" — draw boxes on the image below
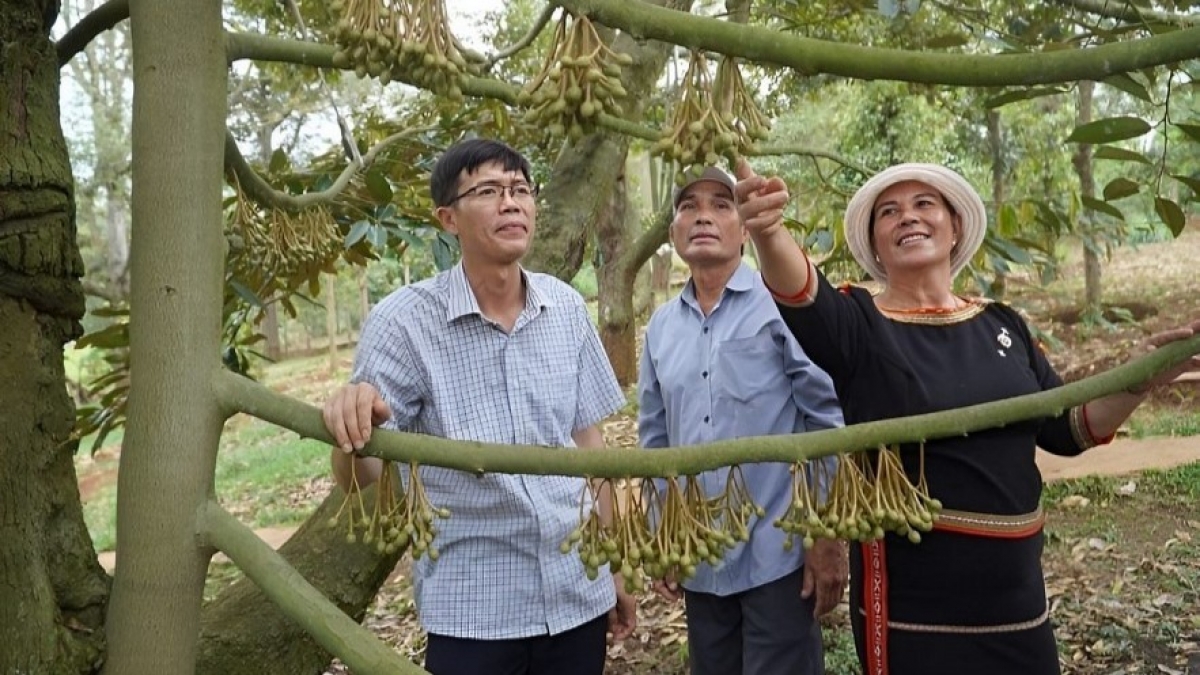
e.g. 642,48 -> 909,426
684,567 -> 824,675
424,614 -> 608,675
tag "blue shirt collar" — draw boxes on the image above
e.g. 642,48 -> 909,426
445,262 -> 553,323
681,262 -> 758,311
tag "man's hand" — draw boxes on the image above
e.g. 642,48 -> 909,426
651,576 -> 683,602
801,539 -> 848,618
608,576 -> 637,641
322,382 -> 392,453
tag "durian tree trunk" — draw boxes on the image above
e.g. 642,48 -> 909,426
101,0 -> 227,672
0,1 -> 109,673
986,109 -> 1008,300
596,175 -> 670,385
1072,80 -> 1103,315
596,171 -> 639,385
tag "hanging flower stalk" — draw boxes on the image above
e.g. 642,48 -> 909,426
518,10 -> 634,140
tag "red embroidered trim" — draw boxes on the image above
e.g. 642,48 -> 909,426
863,540 -> 889,675
1081,403 -> 1115,446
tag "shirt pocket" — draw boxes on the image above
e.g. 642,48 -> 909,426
713,333 -> 785,404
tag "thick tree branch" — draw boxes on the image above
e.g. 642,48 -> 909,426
618,203 -> 672,281
555,0 -> 1200,86
1055,0 -> 1199,27
55,0 -> 129,67
214,335 -> 1200,478
224,126 -> 430,212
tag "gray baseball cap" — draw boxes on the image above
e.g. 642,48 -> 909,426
672,166 -> 736,209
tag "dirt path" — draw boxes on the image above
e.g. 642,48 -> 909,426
1036,434 -> 1200,481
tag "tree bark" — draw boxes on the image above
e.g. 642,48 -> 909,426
986,109 -> 1008,299
596,171 -> 639,384
195,489 -> 405,675
101,0 -> 228,672
256,121 -> 283,359
1072,80 -> 1102,314
325,272 -> 339,374
0,1 -> 108,674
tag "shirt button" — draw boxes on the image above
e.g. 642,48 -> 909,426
702,371 -> 708,378
704,416 -> 710,423
702,327 -> 709,334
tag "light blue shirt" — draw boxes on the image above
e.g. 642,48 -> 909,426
638,263 -> 843,596
353,263 -> 625,639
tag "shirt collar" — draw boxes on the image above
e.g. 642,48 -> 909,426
681,262 -> 756,309
445,262 -> 553,324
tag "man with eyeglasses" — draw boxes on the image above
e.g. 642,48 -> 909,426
321,138 -> 634,675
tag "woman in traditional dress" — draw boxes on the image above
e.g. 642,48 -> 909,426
733,161 -> 1200,675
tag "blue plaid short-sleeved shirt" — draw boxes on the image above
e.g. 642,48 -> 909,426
352,263 -> 625,639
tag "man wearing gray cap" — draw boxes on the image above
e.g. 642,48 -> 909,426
637,166 -> 847,675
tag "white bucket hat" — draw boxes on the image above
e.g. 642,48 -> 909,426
843,163 -> 987,283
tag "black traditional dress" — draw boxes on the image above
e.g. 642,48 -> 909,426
775,272 -> 1105,675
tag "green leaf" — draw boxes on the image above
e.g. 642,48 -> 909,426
984,87 -> 1065,109
1170,174 -> 1200,198
1081,195 -> 1125,221
926,33 -> 969,49
75,323 -> 129,350
345,219 -> 371,247
229,280 -> 263,307
393,228 -> 426,249
1100,74 -> 1152,103
1102,178 -> 1141,202
1093,147 -> 1153,164
432,232 -> 459,271
312,173 -> 334,192
989,237 -> 1033,265
1034,201 -> 1067,232
364,170 -> 393,203
1154,197 -> 1186,236
997,203 -> 1019,234
1173,123 -> 1200,143
90,305 -> 129,318
1065,116 -> 1151,144
368,224 -> 388,249
269,148 -> 289,174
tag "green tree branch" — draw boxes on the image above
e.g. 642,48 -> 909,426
224,126 -> 431,212
555,0 -> 1200,86
213,335 -> 1200,478
55,0 -> 129,66
1055,0 -> 1200,28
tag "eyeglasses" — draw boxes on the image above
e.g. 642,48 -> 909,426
448,182 -> 540,205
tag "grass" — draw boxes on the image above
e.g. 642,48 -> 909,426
1127,407 -> 1200,439
79,414 -> 331,552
